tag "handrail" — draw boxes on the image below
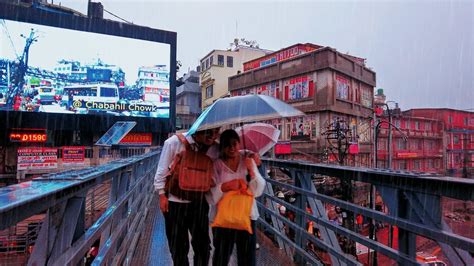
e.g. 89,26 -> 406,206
258,158 -> 474,266
0,150 -> 160,265
262,158 -> 474,201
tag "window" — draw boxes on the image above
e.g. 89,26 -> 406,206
410,140 -> 417,150
415,121 -> 420,130
209,56 -> 213,66
227,56 -> 234,67
425,122 -> 431,131
434,159 -> 440,168
361,88 -> 372,107
448,116 -> 453,124
378,139 -> 386,150
464,117 -> 469,126
399,160 -> 407,170
201,62 -> 205,71
206,58 -> 210,69
277,124 -> 283,140
336,76 -> 349,100
100,87 -> 117,97
205,85 -> 213,99
428,140 -> 434,150
417,140 -> 423,150
454,155 -> 461,164
398,138 -> 407,150
354,86 -> 361,103
311,121 -> 317,139
414,160 -> 421,170
286,123 -> 291,140
218,55 -> 224,66
427,159 -> 433,169
395,119 -> 401,128
454,135 -> 459,144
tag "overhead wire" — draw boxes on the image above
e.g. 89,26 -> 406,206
1,19 -> 19,59
102,8 -> 133,25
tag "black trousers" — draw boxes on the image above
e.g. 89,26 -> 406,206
212,220 -> 257,266
164,200 -> 211,266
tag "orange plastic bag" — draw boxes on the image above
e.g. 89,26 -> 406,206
211,181 -> 254,234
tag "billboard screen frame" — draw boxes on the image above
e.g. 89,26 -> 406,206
0,2 -> 177,134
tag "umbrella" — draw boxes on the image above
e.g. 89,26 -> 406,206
187,94 -> 304,135
235,123 -> 280,156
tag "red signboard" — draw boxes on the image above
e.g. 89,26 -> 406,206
63,146 -> 85,164
243,44 -> 318,72
119,133 -> 152,146
17,147 -> 58,170
10,133 -> 47,143
275,142 -> 291,155
397,152 -> 418,158
9,129 -> 47,143
349,143 -> 359,155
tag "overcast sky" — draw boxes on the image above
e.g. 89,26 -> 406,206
23,0 -> 474,110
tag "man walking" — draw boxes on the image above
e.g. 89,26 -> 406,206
154,128 -> 219,266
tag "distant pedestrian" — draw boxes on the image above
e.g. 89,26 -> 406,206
67,90 -> 74,110
356,214 -> 363,233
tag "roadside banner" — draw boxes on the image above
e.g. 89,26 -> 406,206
63,146 -> 85,165
17,147 -> 58,170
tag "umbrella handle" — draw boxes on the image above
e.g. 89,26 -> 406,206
240,124 -> 251,182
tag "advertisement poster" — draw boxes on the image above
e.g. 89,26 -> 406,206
256,82 -> 279,99
62,146 -> 85,165
284,75 -> 312,100
291,117 -> 311,141
17,147 -> 58,170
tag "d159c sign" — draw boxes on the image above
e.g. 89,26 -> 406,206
10,132 -> 47,143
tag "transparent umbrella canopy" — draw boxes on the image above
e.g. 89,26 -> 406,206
187,94 -> 304,135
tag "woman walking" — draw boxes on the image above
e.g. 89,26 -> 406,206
209,129 -> 266,266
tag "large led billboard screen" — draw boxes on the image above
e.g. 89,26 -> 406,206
0,19 -> 171,119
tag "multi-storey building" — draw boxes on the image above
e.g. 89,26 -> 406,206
403,108 -> 474,177
137,65 -> 169,104
228,43 -> 376,166
376,108 -> 445,173
176,69 -> 201,130
199,44 -> 272,109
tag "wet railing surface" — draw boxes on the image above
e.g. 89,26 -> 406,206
257,158 -> 474,266
0,149 -> 160,265
1,153 -> 473,265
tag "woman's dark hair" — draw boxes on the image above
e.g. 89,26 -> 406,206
219,129 -> 240,158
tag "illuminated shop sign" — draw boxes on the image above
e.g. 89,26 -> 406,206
10,130 -> 47,143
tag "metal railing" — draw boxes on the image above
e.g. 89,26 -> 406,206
0,149 -> 160,265
257,158 -> 474,266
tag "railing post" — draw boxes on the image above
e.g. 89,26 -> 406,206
403,192 -> 473,265
28,193 -> 86,265
397,191 -> 417,260
299,172 -> 344,266
293,170 -> 307,265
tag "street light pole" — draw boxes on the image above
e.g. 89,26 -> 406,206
385,100 -> 398,169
